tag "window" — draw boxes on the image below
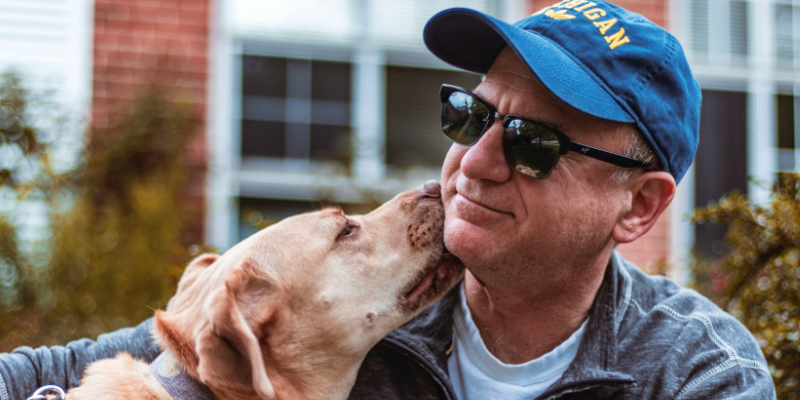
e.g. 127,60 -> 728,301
777,94 -> 796,172
686,0 -> 749,66
241,56 -> 352,163
385,66 -> 482,169
694,89 -> 748,258
775,3 -> 794,69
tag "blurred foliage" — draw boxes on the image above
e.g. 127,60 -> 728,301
0,73 -> 210,351
242,190 -> 385,231
692,173 -> 800,399
643,259 -> 670,277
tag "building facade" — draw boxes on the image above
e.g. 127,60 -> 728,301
1,0 -> 796,286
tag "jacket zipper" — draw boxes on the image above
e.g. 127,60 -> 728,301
383,338 -> 634,400
383,338 -> 458,400
532,377 -> 636,400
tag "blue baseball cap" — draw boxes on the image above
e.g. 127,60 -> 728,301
423,0 -> 701,184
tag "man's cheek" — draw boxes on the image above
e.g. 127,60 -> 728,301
441,144 -> 467,181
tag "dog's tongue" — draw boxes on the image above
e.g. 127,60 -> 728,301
405,272 -> 435,304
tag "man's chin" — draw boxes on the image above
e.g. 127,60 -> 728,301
443,218 -> 499,268
465,269 -> 487,288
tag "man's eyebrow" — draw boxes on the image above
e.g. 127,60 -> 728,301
526,117 -> 569,136
471,84 -> 570,135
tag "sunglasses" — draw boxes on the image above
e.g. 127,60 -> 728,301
439,84 -> 653,179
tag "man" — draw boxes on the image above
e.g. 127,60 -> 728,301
1,1 -> 776,399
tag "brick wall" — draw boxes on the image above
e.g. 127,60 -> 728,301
616,206 -> 670,274
526,0 -> 668,27
92,0 -> 210,243
525,0 -> 671,272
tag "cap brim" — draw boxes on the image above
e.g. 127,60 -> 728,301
424,8 -> 634,123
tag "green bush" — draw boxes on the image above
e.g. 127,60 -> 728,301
692,173 -> 800,399
0,74 -> 208,350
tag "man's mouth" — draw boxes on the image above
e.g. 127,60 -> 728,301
403,249 -> 464,308
455,193 -> 512,216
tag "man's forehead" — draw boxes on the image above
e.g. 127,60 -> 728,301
475,48 -> 631,147
482,48 -> 539,87
476,50 -> 577,133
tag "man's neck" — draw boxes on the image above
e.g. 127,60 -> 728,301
463,254 -> 610,364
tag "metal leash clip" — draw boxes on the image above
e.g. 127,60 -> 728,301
27,385 -> 66,400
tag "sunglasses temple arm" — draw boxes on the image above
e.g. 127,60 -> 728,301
568,141 -> 653,170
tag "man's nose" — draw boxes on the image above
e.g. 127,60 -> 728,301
420,180 -> 441,198
460,124 -> 512,183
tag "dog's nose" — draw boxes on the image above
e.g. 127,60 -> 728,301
421,180 -> 441,198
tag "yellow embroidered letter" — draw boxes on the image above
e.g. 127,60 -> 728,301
574,2 -> 597,12
605,28 -> 630,49
583,8 -> 606,20
558,0 -> 588,9
593,18 -> 617,35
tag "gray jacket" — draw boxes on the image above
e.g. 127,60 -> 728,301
0,251 -> 776,399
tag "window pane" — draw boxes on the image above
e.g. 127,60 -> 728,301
385,66 -> 482,168
775,3 -> 793,69
242,96 -> 286,121
312,60 -> 351,102
694,90 -> 748,258
310,124 -> 351,163
242,56 -> 287,97
730,0 -> 748,63
777,94 -> 795,149
690,0 -> 709,57
242,120 -> 286,157
311,100 -> 349,126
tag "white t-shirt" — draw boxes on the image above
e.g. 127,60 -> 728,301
447,283 -> 588,400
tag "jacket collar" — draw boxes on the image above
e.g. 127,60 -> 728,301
551,251 -> 636,387
385,251 -> 637,396
385,286 -> 460,377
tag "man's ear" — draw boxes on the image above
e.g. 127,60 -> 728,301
196,262 -> 276,399
613,171 -> 676,244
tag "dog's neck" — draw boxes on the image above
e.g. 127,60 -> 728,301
154,311 -> 365,400
149,350 -> 218,400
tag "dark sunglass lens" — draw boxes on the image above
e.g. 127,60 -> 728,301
504,119 -> 561,179
441,91 -> 491,145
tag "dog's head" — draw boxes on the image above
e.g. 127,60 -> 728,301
154,185 -> 464,399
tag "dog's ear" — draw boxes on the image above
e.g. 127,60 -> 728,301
167,254 -> 220,310
196,261 -> 276,399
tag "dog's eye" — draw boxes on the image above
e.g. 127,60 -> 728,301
339,223 -> 357,238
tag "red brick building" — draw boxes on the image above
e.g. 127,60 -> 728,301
91,0 -> 211,243
91,0 -> 776,287
526,0 -> 671,274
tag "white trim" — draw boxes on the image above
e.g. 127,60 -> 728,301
668,0 -> 686,44
676,358 -> 741,398
0,372 -> 8,400
653,304 -> 770,398
64,0 -> 93,121
500,0 -> 526,22
748,79 -> 778,206
669,163 -> 695,287
352,46 -> 386,182
676,355 -> 769,398
748,0 -> 778,206
630,299 -> 648,317
205,0 -> 239,250
708,0 -> 732,66
795,82 -> 800,172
